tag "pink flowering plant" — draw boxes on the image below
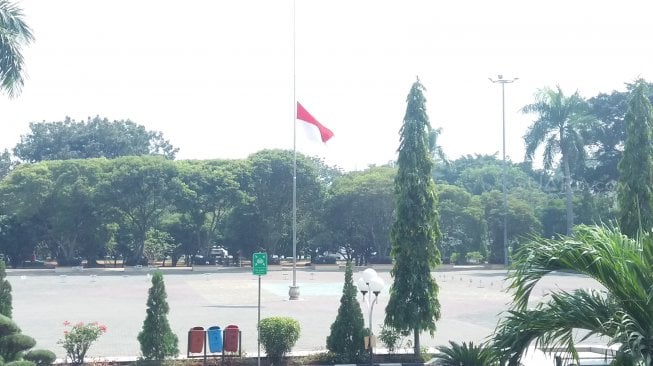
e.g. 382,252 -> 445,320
58,321 -> 107,365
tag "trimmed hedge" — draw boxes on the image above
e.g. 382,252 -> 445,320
24,349 -> 56,365
259,317 -> 300,365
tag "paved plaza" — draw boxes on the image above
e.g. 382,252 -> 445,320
6,266 -> 603,360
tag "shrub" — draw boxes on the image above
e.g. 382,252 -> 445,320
465,251 -> 483,264
450,253 -> 460,265
326,261 -> 367,363
0,315 -> 19,338
24,349 -> 56,365
138,271 -> 179,361
378,325 -> 410,354
0,334 -> 36,361
258,317 -> 300,365
311,256 -> 336,264
0,261 -> 11,318
58,321 -> 106,366
5,361 -> 35,366
434,341 -> 499,366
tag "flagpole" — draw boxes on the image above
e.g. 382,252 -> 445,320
289,0 -> 300,301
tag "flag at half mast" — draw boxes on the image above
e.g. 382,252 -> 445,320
296,102 -> 334,143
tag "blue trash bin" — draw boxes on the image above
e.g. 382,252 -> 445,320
207,326 -> 223,353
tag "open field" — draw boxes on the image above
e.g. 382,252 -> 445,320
6,266 -> 604,360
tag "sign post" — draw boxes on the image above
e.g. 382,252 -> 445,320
252,253 -> 268,275
252,253 -> 267,366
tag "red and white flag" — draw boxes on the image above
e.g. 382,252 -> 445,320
296,102 -> 334,143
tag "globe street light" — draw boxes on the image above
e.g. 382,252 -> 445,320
356,268 -> 384,364
489,75 -> 518,265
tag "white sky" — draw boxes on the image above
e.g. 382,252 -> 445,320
2,0 -> 652,171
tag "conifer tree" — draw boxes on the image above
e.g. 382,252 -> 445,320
326,261 -> 366,362
618,80 -> 653,238
0,260 -> 12,318
384,79 -> 441,357
138,271 -> 179,360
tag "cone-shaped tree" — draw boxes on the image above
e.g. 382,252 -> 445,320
384,79 -> 441,357
138,271 -> 178,360
618,80 -> 653,238
0,261 -> 12,318
326,261 -> 367,363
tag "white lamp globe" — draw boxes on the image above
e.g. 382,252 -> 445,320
362,268 -> 378,284
370,276 -> 384,295
357,277 -> 368,293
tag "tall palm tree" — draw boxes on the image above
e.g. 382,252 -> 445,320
0,0 -> 33,97
494,225 -> 653,365
522,86 -> 593,235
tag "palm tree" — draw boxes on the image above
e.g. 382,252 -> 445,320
494,225 -> 653,365
522,86 -> 594,235
0,0 -> 33,97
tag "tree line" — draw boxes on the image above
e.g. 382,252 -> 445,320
1,79 -> 652,267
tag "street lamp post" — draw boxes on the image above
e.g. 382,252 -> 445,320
356,268 -> 384,365
489,75 -> 518,266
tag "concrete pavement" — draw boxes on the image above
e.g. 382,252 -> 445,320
6,266 -> 603,361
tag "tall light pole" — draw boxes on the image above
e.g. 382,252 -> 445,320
489,75 -> 518,266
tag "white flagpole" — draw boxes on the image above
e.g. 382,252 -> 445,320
289,0 -> 300,301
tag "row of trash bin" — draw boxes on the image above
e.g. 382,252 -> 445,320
188,325 -> 240,355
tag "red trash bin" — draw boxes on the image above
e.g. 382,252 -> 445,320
223,325 -> 239,353
188,326 -> 205,353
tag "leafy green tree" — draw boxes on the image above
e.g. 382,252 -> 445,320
0,0 -> 33,98
14,116 -> 178,162
493,225 -> 653,365
0,261 -> 11,318
143,228 -> 175,265
617,80 -> 653,238
98,156 -> 181,264
585,88 -> 629,189
384,80 -> 441,357
522,86 -> 594,235
0,163 -> 52,266
437,184 -> 487,262
138,271 -> 178,360
481,190 -> 542,263
45,160 -> 110,266
323,166 -> 395,264
0,149 -> 14,180
326,261 -> 367,362
0,215 -> 43,268
174,160 -> 246,260
585,80 -> 653,191
223,150 -> 327,258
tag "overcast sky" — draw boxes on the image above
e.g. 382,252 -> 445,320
2,1 -> 652,171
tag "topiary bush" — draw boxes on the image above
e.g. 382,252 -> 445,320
326,261 -> 367,363
0,315 -> 19,337
138,271 -> 179,361
0,261 -> 12,318
24,349 -> 56,365
0,263 -> 54,365
258,317 -> 300,365
0,333 -> 36,361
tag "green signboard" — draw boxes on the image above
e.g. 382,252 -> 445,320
252,252 -> 268,276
